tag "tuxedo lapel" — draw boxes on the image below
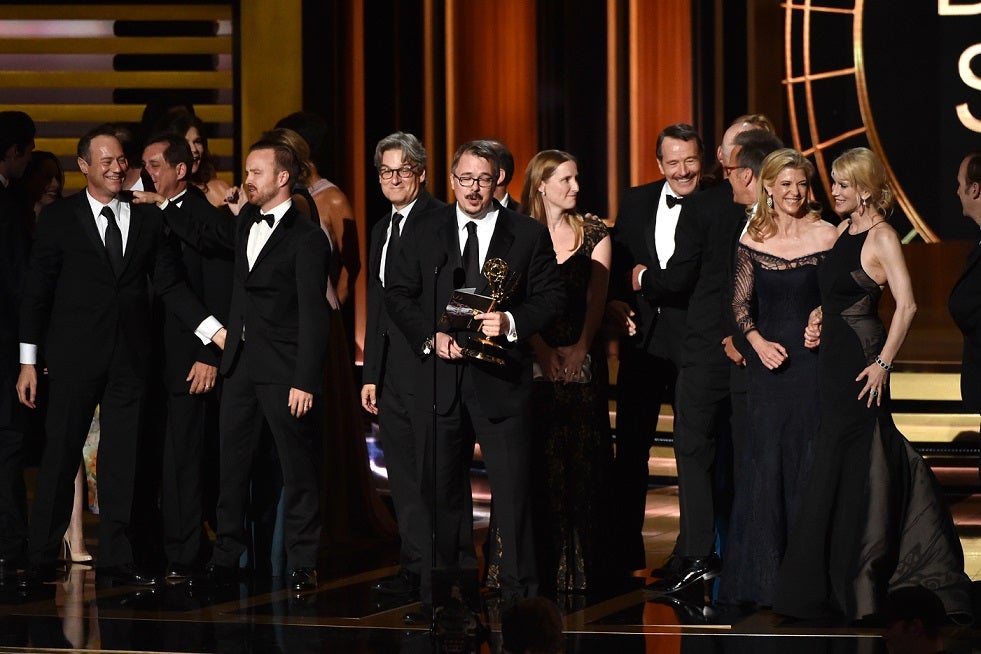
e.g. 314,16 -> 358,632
120,202 -> 144,276
439,210 -> 463,279
643,182 -> 663,270
250,207 -> 295,274
73,195 -> 111,271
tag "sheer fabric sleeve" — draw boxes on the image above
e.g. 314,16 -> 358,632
732,244 -> 757,335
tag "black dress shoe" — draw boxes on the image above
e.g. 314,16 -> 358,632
17,564 -> 59,589
403,603 -> 433,626
650,553 -> 683,578
372,569 -> 420,596
95,564 -> 159,588
164,563 -> 195,584
186,564 -> 238,589
645,554 -> 721,595
289,567 -> 317,592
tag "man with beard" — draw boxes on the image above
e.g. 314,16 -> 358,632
17,124 -> 223,588
386,140 -> 564,622
141,138 -> 331,592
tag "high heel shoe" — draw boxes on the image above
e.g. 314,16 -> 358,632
61,537 -> 94,566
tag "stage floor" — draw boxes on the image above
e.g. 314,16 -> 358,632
2,467 -> 981,653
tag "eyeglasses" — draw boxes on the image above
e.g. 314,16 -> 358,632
723,165 -> 745,178
378,166 -> 417,180
452,174 -> 495,188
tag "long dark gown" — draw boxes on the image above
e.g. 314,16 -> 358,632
719,244 -> 824,606
773,227 -> 973,622
485,217 -> 612,595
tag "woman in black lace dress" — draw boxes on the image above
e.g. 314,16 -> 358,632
517,150 -> 612,594
720,149 -> 837,606
774,148 -> 972,622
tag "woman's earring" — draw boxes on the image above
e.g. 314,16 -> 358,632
766,194 -> 774,209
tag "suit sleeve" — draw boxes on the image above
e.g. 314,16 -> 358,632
294,228 -> 331,392
19,205 -> 62,347
150,220 -> 211,335
163,201 -> 237,253
509,226 -> 566,339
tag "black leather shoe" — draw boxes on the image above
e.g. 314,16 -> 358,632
645,554 -> 721,595
187,564 -> 238,589
96,564 -> 159,588
164,563 -> 195,584
289,567 -> 317,592
650,553 -> 683,579
17,564 -> 59,589
403,603 -> 433,626
372,569 -> 420,596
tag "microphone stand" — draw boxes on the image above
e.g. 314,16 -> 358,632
430,260 -> 440,637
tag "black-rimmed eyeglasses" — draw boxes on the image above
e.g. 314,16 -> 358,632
378,166 -> 417,180
452,174 -> 494,188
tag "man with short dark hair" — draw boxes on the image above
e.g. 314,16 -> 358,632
362,132 -> 445,598
487,139 -> 519,209
147,138 -> 331,592
142,132 -> 232,582
0,110 -> 34,580
386,139 -> 564,621
17,124 -> 223,588
607,123 -> 704,574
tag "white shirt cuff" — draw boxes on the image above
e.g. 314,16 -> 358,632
157,198 -> 170,210
637,268 -> 646,287
19,343 -> 37,365
504,311 -> 518,342
195,316 -> 224,345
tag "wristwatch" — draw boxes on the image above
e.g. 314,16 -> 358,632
421,336 -> 434,356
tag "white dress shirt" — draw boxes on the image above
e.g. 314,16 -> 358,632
247,198 -> 292,270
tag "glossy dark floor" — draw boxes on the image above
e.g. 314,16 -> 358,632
3,470 -> 981,654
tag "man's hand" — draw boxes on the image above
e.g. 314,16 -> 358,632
474,311 -> 510,338
361,384 -> 378,415
211,327 -> 227,350
435,332 -> 464,360
225,186 -> 247,216
16,364 -> 37,409
631,264 -> 647,291
804,306 -> 822,349
132,190 -> 167,207
186,361 -> 218,394
288,387 -> 314,418
605,300 -> 637,336
722,335 -> 746,367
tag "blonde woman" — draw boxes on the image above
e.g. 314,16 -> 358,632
721,149 -> 837,607
518,149 -> 612,593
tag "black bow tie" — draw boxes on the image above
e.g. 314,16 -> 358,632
666,195 -> 685,209
254,212 -> 274,227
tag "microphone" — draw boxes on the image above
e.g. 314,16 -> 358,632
434,251 -> 448,276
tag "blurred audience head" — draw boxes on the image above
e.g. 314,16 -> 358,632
486,139 -> 516,201
22,150 -> 63,215
275,111 -> 332,180
0,110 -> 36,180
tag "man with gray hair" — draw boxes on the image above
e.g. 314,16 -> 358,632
362,132 -> 445,599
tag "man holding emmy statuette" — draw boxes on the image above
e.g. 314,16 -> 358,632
386,140 -> 565,622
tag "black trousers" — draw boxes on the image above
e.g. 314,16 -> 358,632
30,347 -> 145,569
611,351 -> 676,570
0,375 -> 27,561
418,369 -> 536,605
211,343 -> 322,571
672,362 -> 733,558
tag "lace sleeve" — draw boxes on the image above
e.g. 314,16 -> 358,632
732,244 -> 756,334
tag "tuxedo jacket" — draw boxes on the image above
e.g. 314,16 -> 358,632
0,183 -> 32,426
363,188 -> 446,389
385,201 -> 565,419
949,241 -> 981,409
19,191 -> 208,381
660,181 -> 751,367
160,187 -> 234,394
164,201 -> 331,394
611,179 -> 692,362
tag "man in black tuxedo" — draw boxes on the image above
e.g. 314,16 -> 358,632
362,132 -> 446,598
647,128 -> 783,594
949,151 -> 981,422
488,140 -> 520,210
142,132 -> 233,582
607,123 -> 704,573
386,140 -> 564,620
148,138 -> 331,592
16,124 -> 224,588
0,111 -> 34,580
